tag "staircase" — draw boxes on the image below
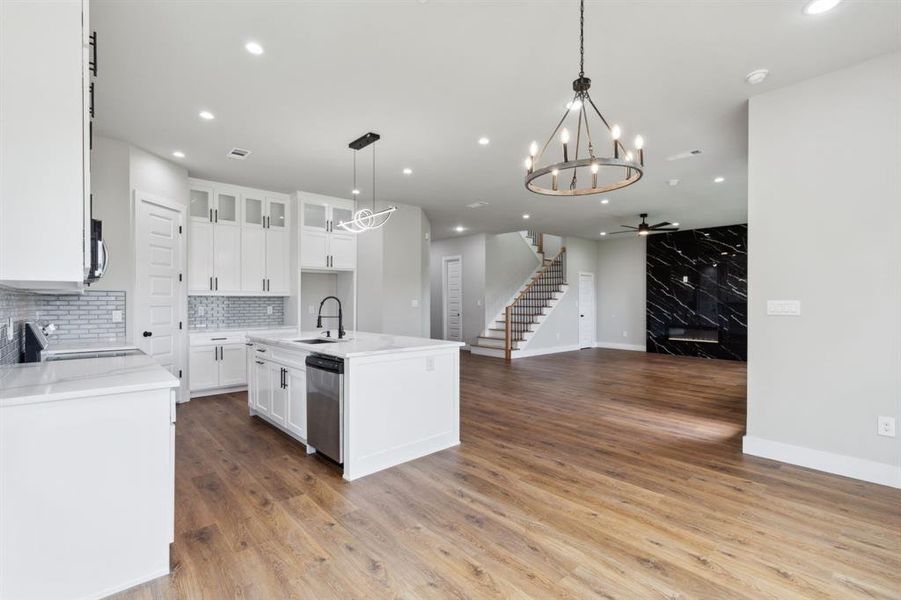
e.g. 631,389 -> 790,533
471,232 -> 568,360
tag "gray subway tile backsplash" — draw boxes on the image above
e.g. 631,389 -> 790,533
188,295 -> 285,330
0,287 -> 126,365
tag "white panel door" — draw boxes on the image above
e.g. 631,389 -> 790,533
135,194 -> 184,381
266,229 -> 289,294
285,367 -> 307,439
218,344 -> 247,387
241,227 -> 266,293
189,346 -> 218,391
188,220 -> 213,292
579,272 -> 596,349
443,257 -> 463,342
253,359 -> 271,415
269,364 -> 287,425
329,233 -> 356,270
301,230 -> 329,269
213,225 -> 241,293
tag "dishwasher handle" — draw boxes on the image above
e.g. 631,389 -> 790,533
305,354 -> 344,374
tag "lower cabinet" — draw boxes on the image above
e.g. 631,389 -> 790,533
248,346 -> 308,442
189,342 -> 247,392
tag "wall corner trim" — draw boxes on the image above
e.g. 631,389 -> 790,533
594,342 -> 646,352
742,435 -> 901,489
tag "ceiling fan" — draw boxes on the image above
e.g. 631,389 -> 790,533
609,213 -> 679,236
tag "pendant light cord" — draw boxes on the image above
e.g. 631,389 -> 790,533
579,0 -> 585,78
372,143 -> 376,211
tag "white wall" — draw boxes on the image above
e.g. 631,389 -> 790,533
484,232 -> 540,327
355,203 -> 430,337
596,237 -> 647,350
746,52 -> 901,487
429,234 -> 486,346
525,236 -> 597,352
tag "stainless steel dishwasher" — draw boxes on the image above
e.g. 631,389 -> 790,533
305,353 -> 344,464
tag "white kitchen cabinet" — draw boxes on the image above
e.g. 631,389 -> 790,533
285,367 -> 307,439
269,364 -> 288,425
252,357 -> 271,415
190,179 -> 292,295
0,0 -> 92,289
188,341 -> 246,392
188,346 -> 218,391
299,192 -> 357,271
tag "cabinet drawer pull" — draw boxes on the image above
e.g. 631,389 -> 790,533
256,348 -> 266,352
255,360 -> 264,365
211,337 -> 226,341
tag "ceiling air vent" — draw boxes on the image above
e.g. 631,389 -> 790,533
466,201 -> 489,208
665,149 -> 702,162
227,147 -> 252,160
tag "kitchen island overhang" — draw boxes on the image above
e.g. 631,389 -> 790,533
246,330 -> 464,481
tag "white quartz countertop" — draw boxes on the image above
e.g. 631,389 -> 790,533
246,330 -> 464,358
41,338 -> 138,356
189,325 -> 297,334
0,354 -> 179,407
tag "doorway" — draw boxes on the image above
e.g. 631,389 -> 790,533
134,191 -> 186,399
579,271 -> 596,349
442,256 -> 463,342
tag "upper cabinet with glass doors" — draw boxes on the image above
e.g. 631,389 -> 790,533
299,192 -> 356,271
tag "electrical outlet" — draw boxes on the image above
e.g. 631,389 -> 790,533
425,357 -> 435,371
411,299 -> 419,308
622,330 -> 628,338
197,307 -> 205,317
111,310 -> 123,323
267,305 -> 273,315
682,275 -> 689,283
877,416 -> 896,437
767,300 -> 801,316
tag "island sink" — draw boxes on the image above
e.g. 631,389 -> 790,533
294,338 -> 339,344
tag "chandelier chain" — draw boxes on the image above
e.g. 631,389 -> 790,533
579,0 -> 585,78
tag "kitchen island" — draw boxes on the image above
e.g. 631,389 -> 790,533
246,330 -> 464,480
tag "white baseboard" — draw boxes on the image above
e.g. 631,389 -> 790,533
594,341 -> 646,352
514,343 -> 581,358
190,385 -> 247,399
742,435 -> 901,489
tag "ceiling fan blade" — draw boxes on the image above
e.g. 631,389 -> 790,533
608,230 -> 634,235
650,221 -> 671,228
651,228 -> 679,232
618,225 -> 638,229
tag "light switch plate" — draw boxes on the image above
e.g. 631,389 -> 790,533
267,306 -> 273,315
411,299 -> 419,308
877,416 -> 896,437
767,300 -> 801,316
111,310 -> 123,323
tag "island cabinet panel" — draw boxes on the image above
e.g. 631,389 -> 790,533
343,347 -> 460,481
189,346 -> 218,390
285,367 -> 307,439
252,358 -> 271,416
218,344 -> 247,387
269,364 -> 288,425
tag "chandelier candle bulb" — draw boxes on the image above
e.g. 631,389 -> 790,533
525,157 -> 533,172
591,162 -> 599,188
561,127 -> 571,162
552,168 -> 559,191
529,141 -> 539,157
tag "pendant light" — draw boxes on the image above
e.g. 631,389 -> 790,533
337,132 -> 396,233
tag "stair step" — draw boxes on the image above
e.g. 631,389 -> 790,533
474,337 -> 523,350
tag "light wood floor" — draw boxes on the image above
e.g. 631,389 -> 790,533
115,349 -> 901,599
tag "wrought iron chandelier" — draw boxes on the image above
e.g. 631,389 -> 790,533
525,0 -> 645,196
337,132 -> 396,233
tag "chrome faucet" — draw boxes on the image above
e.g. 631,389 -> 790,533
316,296 -> 345,339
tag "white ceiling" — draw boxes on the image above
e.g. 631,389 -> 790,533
92,0 -> 900,240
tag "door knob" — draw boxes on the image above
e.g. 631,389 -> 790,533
142,331 -> 152,337
580,314 -> 584,317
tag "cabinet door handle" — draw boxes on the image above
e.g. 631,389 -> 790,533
214,209 -> 218,223
142,331 -> 152,337
214,346 -> 218,361
211,337 -> 226,341
89,31 -> 98,76
246,342 -> 253,347
255,360 -> 264,365
256,347 -> 266,353
89,82 -> 95,118
215,277 -> 218,291
209,208 -> 213,223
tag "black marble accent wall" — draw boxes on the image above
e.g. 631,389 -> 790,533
646,224 -> 747,361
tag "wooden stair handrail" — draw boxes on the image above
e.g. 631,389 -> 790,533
504,246 -> 566,360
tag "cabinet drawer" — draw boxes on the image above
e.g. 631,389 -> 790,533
190,332 -> 247,347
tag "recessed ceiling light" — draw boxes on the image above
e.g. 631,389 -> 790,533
600,231 -> 607,236
803,0 -> 842,15
172,151 -> 185,158
745,69 -> 769,85
714,176 -> 725,183
199,110 -> 215,120
478,137 -> 490,145
352,188 -> 360,195
403,168 -> 413,175
672,222 -> 680,227
522,214 -> 530,220
454,225 -> 465,233
245,41 -> 264,55
466,200 -> 489,208
668,178 -> 680,187
600,198 -> 609,205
